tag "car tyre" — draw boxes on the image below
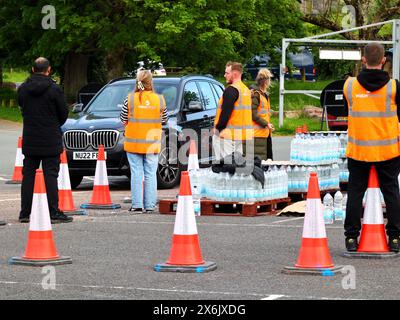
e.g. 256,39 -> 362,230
157,135 -> 181,189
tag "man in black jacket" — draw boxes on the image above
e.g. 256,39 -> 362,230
18,57 -> 72,223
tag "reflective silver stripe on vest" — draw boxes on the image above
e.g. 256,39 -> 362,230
234,105 -> 252,111
258,110 -> 270,115
226,125 -> 254,129
348,136 -> 398,147
125,137 -> 161,144
348,79 -> 396,118
128,118 -> 161,124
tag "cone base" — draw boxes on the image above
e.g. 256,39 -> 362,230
64,209 -> 87,216
5,180 -> 22,185
9,256 -> 72,267
0,221 -> 6,226
154,261 -> 217,273
80,203 -> 121,210
282,265 -> 344,276
343,251 -> 400,259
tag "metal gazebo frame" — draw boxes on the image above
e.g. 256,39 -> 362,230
278,19 -> 400,127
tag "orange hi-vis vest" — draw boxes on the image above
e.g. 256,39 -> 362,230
124,91 -> 165,154
252,89 -> 271,138
215,81 -> 254,141
344,77 -> 400,162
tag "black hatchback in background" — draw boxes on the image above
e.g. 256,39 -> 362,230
62,75 -> 225,189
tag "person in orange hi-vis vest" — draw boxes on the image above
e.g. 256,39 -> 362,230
120,70 -> 168,213
343,43 -> 400,252
250,68 -> 275,161
212,61 -> 254,163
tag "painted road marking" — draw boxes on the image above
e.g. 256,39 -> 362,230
272,217 -> 304,224
0,280 -> 357,300
261,295 -> 286,300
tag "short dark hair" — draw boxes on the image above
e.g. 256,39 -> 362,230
33,57 -> 50,73
364,43 -> 385,67
226,61 -> 243,74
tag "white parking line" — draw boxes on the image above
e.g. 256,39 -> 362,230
261,294 -> 286,300
0,198 -> 20,202
0,280 -> 357,300
272,217 -> 304,224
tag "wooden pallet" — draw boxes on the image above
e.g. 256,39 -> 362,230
159,197 -> 292,217
289,188 -> 339,202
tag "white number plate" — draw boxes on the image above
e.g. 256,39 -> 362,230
73,152 -> 107,160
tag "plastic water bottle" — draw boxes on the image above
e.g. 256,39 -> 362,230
237,174 -> 246,202
333,191 -> 344,221
192,185 -> 201,216
286,166 -> 292,192
342,193 -> 347,222
323,193 -> 334,224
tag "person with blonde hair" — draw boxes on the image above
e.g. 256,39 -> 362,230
250,68 -> 274,160
120,70 -> 168,213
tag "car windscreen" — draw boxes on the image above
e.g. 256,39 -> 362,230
87,83 -> 178,113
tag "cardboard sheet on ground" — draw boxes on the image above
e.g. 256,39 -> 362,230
277,201 -> 306,216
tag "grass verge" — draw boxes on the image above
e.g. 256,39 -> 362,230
0,107 -> 22,123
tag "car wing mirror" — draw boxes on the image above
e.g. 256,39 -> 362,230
187,101 -> 202,112
72,103 -> 84,113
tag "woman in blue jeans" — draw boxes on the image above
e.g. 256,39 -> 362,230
120,70 -> 168,213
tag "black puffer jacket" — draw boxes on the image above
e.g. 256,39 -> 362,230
17,74 -> 69,157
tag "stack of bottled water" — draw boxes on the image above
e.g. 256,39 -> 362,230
189,169 -> 202,216
338,132 -> 348,158
287,164 -> 340,192
338,158 -> 349,182
323,191 -> 347,224
290,132 -> 341,165
198,166 -> 288,203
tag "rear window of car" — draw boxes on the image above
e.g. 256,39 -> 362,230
87,82 -> 178,112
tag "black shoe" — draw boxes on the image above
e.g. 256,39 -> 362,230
345,237 -> 358,252
128,207 -> 143,214
19,217 -> 30,223
144,208 -> 156,214
50,211 -> 73,224
389,237 -> 400,253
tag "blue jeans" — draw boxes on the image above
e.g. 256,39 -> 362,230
126,152 -> 159,210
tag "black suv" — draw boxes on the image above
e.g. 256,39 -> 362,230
62,75 -> 224,189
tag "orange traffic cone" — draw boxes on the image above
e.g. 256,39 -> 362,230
81,145 -> 121,210
188,140 -> 199,171
6,137 -> 24,184
9,169 -> 72,266
283,172 -> 343,275
58,149 -> 86,215
344,166 -> 399,258
154,171 -> 216,272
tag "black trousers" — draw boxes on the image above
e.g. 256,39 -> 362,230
267,135 -> 273,160
344,156 -> 400,238
20,155 -> 60,218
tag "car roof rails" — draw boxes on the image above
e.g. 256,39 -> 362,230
108,77 -> 134,84
181,74 -> 214,79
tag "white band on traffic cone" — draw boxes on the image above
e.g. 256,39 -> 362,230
302,199 -> 327,239
15,147 -> 24,167
363,188 -> 384,225
188,154 -> 199,171
173,195 -> 198,235
58,163 -> 72,190
94,160 -> 109,186
30,193 -> 52,231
